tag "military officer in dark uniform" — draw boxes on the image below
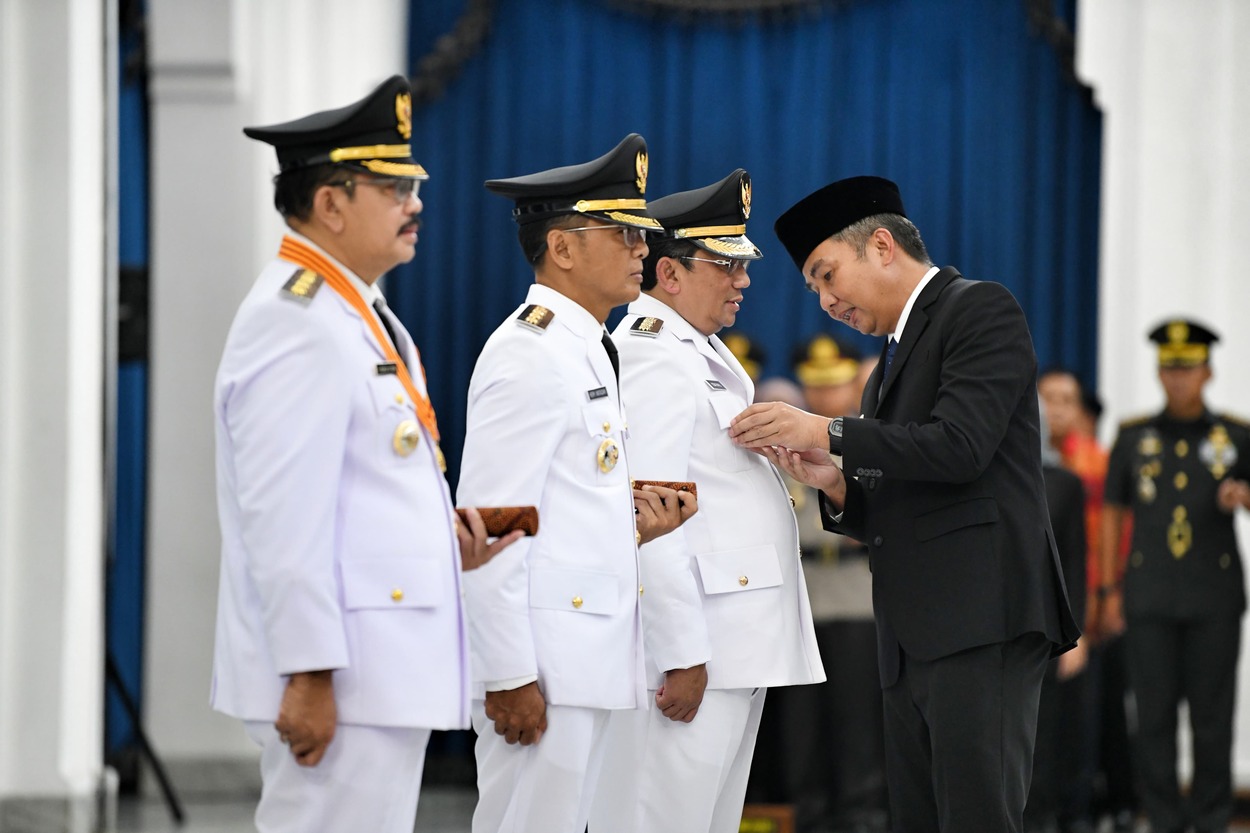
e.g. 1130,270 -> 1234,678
1101,319 -> 1250,833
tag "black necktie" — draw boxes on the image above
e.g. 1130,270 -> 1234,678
374,299 -> 409,372
601,331 -> 620,381
879,337 -> 898,396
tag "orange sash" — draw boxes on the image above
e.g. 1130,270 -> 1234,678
278,235 -> 441,443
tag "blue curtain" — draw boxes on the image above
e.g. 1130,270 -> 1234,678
392,0 -> 1102,486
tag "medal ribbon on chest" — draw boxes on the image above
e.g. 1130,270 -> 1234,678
278,236 -> 443,449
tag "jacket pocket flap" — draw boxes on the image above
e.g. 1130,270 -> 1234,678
581,403 -> 617,437
342,558 -> 444,610
531,567 -> 618,615
914,497 -> 999,542
695,544 -> 782,595
706,394 -> 739,430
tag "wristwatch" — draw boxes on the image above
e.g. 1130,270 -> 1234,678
827,417 -> 844,456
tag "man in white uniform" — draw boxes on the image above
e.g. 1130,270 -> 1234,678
212,75 -> 519,833
591,170 -> 825,832
459,134 -> 696,833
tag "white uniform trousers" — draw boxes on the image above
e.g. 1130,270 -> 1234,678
471,700 -> 612,833
590,687 -> 766,833
245,721 -> 431,833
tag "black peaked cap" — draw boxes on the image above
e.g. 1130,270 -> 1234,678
484,133 -> 659,230
244,75 -> 426,179
648,169 -> 762,260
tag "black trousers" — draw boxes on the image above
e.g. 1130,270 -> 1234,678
1124,614 -> 1241,833
882,632 -> 1051,833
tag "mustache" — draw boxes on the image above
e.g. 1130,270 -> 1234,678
400,216 -> 423,234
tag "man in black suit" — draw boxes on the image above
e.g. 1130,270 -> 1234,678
729,176 -> 1080,833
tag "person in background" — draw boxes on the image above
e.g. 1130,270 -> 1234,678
458,133 -> 695,833
1039,367 -> 1135,833
591,168 -> 824,832
1026,402 -> 1089,833
212,75 -> 519,833
1101,319 -> 1250,833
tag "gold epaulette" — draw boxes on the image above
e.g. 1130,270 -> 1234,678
1219,412 -> 1250,430
629,316 -> 664,337
516,304 -> 554,333
280,268 -> 324,303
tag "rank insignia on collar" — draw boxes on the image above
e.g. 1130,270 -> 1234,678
516,304 -> 554,332
705,380 -> 726,391
630,316 -> 663,337
281,268 -> 324,303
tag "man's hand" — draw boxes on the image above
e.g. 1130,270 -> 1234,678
1099,589 -> 1125,639
729,402 -> 830,451
274,670 -> 337,767
655,664 -> 708,723
635,485 -> 697,545
484,681 -> 548,746
455,507 -> 526,571
1217,478 -> 1250,514
759,446 -> 848,509
1057,637 -> 1088,681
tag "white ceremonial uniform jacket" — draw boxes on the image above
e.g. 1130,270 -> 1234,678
459,283 -> 645,710
211,235 -> 469,730
614,294 -> 825,690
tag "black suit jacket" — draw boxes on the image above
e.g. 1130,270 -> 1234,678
822,267 -> 1080,686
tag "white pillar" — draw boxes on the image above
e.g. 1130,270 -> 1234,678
0,0 -> 107,818
145,0 -> 408,768
1077,0 -> 1250,785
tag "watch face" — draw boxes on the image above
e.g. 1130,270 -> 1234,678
830,418 -> 843,437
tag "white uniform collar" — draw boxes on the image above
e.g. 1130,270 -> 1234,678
627,292 -> 704,342
889,265 -> 940,343
287,230 -> 384,306
526,283 -> 609,341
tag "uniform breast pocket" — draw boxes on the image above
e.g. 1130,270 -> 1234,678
579,402 -> 626,486
706,394 -> 751,472
341,558 -> 445,610
694,544 -> 783,596
366,376 -> 423,467
530,566 -> 619,616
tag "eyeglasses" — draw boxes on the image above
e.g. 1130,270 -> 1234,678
563,224 -> 649,248
333,176 -> 421,205
681,255 -> 749,276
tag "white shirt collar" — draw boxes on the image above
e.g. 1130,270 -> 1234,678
889,265 -> 940,343
287,230 -> 383,306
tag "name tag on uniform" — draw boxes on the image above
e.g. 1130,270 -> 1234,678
376,362 -> 398,376
587,386 -> 608,401
705,380 -> 726,391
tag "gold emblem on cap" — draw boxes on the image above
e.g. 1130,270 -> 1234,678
741,178 -> 752,219
597,438 -> 620,473
393,420 -> 421,456
396,92 -> 412,140
635,150 -> 648,194
1167,320 -> 1189,345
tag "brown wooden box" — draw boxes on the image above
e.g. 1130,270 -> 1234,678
739,803 -> 795,833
